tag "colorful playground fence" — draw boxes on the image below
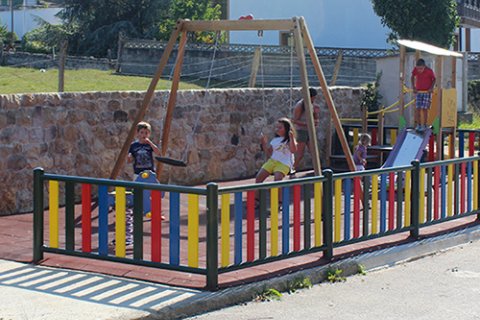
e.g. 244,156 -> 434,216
342,125 -> 480,160
33,155 -> 480,290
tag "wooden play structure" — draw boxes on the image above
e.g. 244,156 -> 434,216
397,39 -> 463,160
331,39 -> 464,170
109,17 -> 357,181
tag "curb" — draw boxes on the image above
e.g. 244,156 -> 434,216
139,224 -> 480,320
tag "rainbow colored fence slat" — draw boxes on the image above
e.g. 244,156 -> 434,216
218,181 -> 326,268
49,181 -> 59,248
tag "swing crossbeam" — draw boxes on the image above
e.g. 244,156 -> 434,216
182,19 -> 295,32
110,17 -> 357,183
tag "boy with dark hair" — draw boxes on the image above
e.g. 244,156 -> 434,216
410,58 -> 436,131
128,121 -> 161,178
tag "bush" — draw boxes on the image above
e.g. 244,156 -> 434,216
468,80 -> 480,112
361,72 -> 383,115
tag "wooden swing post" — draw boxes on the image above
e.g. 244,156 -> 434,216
109,20 -> 184,180
157,30 -> 188,175
293,17 -> 322,175
300,17 -> 356,172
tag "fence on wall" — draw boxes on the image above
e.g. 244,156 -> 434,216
33,150 -> 480,290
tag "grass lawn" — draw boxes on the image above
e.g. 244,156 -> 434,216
458,112 -> 480,130
0,67 -> 202,94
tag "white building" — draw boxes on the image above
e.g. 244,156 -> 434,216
0,7 -> 61,38
227,0 -> 392,48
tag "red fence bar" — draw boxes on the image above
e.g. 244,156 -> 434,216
81,184 -> 92,253
247,191 -> 255,262
353,177 -> 361,238
151,190 -> 162,262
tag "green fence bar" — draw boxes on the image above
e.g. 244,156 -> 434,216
322,170 -> 334,260
65,181 -> 75,251
33,168 -> 44,262
410,161 -> 420,239
206,183 -> 219,291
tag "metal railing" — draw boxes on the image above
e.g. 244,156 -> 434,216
33,154 -> 480,290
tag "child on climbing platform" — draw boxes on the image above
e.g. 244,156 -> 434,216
354,133 -> 371,171
411,58 -> 436,131
256,118 -> 297,183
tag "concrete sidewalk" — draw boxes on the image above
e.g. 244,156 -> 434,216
2,223 -> 480,320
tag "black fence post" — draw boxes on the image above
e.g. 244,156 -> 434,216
33,168 -> 44,263
410,161 -> 420,239
206,183 -> 219,291
322,169 -> 334,261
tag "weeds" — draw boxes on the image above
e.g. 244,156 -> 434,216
326,268 -> 346,283
357,264 -> 367,276
286,276 -> 313,293
255,288 -> 282,302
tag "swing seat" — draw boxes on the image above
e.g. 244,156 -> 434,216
155,156 -> 187,167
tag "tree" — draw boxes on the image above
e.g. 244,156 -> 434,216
57,0 -> 170,56
371,0 -> 459,48
157,0 -> 222,43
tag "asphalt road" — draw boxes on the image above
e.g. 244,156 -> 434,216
189,240 -> 480,320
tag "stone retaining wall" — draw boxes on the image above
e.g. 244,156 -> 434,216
0,87 -> 363,215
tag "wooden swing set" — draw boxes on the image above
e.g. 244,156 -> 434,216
109,17 -> 356,181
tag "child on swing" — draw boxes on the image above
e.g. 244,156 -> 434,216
256,118 -> 297,183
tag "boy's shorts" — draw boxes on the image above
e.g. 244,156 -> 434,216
296,129 -> 309,143
262,159 -> 290,176
415,93 -> 432,110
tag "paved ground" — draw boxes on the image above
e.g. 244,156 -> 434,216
2,170 -> 480,319
188,238 -> 480,320
1,223 -> 480,320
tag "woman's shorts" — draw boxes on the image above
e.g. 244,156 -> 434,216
262,159 -> 291,176
296,129 -> 309,143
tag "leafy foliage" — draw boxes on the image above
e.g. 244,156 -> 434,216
371,0 -> 459,47
286,277 -> 313,293
361,72 -> 383,114
255,288 -> 282,302
326,268 -> 346,283
30,0 -> 224,57
56,0 -> 171,56
22,21 -> 71,54
157,0 -> 223,43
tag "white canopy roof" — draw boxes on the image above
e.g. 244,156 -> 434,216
397,39 -> 463,58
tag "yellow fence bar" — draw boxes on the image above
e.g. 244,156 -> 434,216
115,187 -> 126,257
404,171 -> 411,227
314,183 -> 322,246
221,194 -> 230,267
188,194 -> 199,268
49,181 -> 59,248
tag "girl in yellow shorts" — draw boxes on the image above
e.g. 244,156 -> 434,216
256,118 -> 297,184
